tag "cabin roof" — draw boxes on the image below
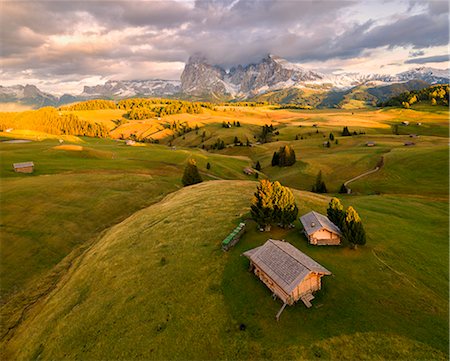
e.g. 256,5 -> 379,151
13,161 -> 34,168
300,211 -> 342,236
243,239 -> 331,294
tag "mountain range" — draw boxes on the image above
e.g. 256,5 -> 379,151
1,54 -> 448,108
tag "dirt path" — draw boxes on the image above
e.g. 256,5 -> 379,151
343,156 -> 384,194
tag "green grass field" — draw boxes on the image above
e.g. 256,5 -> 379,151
2,182 -> 447,360
0,104 -> 448,360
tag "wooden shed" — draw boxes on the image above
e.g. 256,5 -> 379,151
300,211 -> 342,245
243,167 -> 255,175
243,239 -> 331,312
13,161 -> 34,173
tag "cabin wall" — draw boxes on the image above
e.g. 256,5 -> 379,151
310,229 -> 340,245
251,263 -> 292,304
14,166 -> 33,173
292,273 -> 322,301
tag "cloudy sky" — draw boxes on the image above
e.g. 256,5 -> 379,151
1,0 -> 449,94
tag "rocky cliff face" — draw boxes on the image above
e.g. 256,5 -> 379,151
180,54 -> 449,97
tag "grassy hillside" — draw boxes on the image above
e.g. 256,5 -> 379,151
2,181 -> 447,360
0,137 -> 251,300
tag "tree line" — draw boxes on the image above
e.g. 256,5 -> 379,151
379,84 -> 449,108
0,107 -> 109,137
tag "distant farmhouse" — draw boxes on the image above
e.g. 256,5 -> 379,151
300,211 -> 342,246
243,239 -> 331,317
13,161 -> 34,174
366,141 -> 376,147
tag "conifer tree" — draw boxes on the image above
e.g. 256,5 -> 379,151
312,171 -> 327,193
272,181 -> 298,228
327,197 -> 345,229
255,161 -> 261,171
339,183 -> 348,194
342,126 -> 351,136
251,180 -> 275,231
342,206 -> 366,248
182,159 -> 203,186
271,151 -> 279,166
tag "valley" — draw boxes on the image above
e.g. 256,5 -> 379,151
0,98 -> 448,359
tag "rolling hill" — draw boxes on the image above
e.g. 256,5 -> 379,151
1,180 -> 448,360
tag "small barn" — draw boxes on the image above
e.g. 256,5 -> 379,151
300,211 -> 342,245
404,141 -> 415,146
243,239 -> 331,313
243,167 -> 255,175
366,141 -> 376,147
125,140 -> 136,146
13,161 -> 34,173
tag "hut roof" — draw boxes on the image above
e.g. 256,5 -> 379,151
243,239 -> 331,294
300,211 -> 342,236
13,161 -> 34,169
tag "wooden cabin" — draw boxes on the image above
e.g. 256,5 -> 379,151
300,211 -> 342,245
366,141 -> 376,147
13,161 -> 34,173
243,239 -> 331,310
243,167 -> 255,175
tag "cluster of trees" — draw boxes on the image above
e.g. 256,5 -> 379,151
182,159 -> 203,186
116,98 -> 206,120
222,121 -> 241,128
271,145 -> 296,167
220,101 -> 268,107
312,171 -> 327,193
211,138 -> 226,150
59,99 -> 116,111
380,84 -> 449,108
327,198 -> 366,247
251,180 -> 298,230
276,104 -> 313,110
341,127 -> 364,136
260,124 -> 277,143
0,107 -> 109,137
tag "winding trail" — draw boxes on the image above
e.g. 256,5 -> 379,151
344,156 -> 384,194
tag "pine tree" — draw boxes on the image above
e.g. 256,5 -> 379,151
342,126 -> 351,136
271,151 -> 279,166
312,171 -> 327,193
329,133 -> 335,141
255,161 -> 261,171
251,180 -> 275,231
327,198 -> 345,229
339,183 -> 348,194
272,181 -> 298,228
206,162 -> 211,170
342,206 -> 366,248
182,159 -> 203,186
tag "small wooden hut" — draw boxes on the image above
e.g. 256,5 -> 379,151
243,167 -> 255,175
243,239 -> 331,315
300,211 -> 342,245
13,161 -> 34,173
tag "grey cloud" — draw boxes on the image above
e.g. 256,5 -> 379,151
1,0 -> 449,86
405,54 -> 449,64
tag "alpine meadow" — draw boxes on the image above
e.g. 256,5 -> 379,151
0,1 -> 449,360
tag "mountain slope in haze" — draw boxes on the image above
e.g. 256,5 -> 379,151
0,85 -> 59,108
1,55 -> 448,108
